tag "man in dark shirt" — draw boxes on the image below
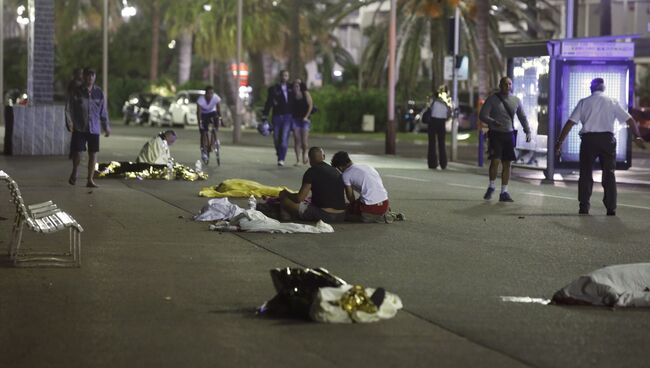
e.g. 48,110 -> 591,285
262,70 -> 293,166
279,146 -> 346,223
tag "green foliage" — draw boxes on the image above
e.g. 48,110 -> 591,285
310,86 -> 387,133
55,29 -> 102,91
3,38 -> 28,94
108,77 -> 149,116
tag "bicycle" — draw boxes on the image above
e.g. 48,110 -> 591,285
200,114 -> 221,166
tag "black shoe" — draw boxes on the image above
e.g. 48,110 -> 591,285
579,208 -> 589,215
370,287 -> 386,308
607,210 -> 616,216
483,187 -> 495,200
499,192 -> 514,202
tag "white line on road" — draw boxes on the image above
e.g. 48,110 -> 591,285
385,174 -> 430,182
448,183 -> 484,189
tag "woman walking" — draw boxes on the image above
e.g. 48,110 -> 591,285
291,79 -> 313,165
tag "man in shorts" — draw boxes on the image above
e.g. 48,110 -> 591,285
330,151 -> 390,223
66,67 -> 111,188
196,85 -> 222,165
478,76 -> 531,202
279,147 -> 346,223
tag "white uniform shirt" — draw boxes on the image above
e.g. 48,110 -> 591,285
568,91 -> 631,134
341,164 -> 388,205
197,94 -> 221,114
431,99 -> 449,119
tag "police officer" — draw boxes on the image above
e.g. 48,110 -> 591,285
554,78 -> 646,216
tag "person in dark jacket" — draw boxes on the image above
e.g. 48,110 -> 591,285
262,70 -> 293,166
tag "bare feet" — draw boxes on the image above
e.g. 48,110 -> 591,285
302,157 -> 308,165
68,174 -> 76,185
86,181 -> 98,188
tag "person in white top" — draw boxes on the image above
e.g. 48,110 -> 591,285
196,86 -> 222,165
424,86 -> 452,169
555,78 -> 646,216
330,151 -> 390,223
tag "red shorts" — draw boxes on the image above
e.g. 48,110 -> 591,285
349,199 -> 389,215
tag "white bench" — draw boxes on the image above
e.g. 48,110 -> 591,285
1,171 -> 83,267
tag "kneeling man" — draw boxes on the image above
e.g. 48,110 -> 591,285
136,130 -> 177,165
331,151 -> 389,223
279,147 -> 346,223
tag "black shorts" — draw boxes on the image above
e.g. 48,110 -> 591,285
70,131 -> 100,153
488,130 -> 516,161
199,112 -> 219,132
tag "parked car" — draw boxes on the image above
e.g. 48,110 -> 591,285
122,93 -> 156,125
169,90 -> 204,126
148,96 -> 173,127
413,103 -> 476,133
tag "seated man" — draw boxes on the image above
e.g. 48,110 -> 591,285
136,130 -> 177,165
279,147 -> 346,223
331,151 -> 390,223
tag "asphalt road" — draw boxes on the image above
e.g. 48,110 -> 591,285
1,123 -> 649,368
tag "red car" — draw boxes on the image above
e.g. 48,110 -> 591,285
629,107 -> 650,141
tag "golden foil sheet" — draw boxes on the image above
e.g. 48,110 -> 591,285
97,161 -> 208,181
337,285 -> 378,317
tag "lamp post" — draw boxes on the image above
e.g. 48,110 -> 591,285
103,0 -> 108,102
385,0 -> 397,155
451,5 -> 460,161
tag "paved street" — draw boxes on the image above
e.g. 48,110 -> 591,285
1,124 -> 649,368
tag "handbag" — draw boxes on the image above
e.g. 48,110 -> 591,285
495,93 -> 518,147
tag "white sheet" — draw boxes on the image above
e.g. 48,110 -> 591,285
193,198 -> 244,222
210,209 -> 334,234
552,263 -> 650,307
309,285 -> 403,323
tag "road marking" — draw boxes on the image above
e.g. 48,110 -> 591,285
524,192 -> 574,200
500,296 -> 550,305
448,183 -> 484,189
385,174 -> 430,182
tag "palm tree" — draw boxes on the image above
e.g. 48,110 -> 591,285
165,0 -> 204,85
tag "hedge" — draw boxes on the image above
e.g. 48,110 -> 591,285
309,86 -> 387,133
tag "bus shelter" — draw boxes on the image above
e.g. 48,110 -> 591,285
503,37 -> 636,181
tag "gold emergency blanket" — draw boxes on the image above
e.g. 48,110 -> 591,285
199,179 -> 295,198
337,285 -> 379,316
96,161 -> 208,181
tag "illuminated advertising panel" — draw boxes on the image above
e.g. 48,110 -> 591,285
555,60 -> 633,168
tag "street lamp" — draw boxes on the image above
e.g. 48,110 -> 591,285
121,0 -> 137,19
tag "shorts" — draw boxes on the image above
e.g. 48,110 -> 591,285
299,202 -> 346,223
347,199 -> 390,223
292,118 -> 311,130
70,131 -> 100,153
199,112 -> 219,132
488,130 -> 516,161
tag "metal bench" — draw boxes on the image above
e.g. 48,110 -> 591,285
1,171 -> 83,267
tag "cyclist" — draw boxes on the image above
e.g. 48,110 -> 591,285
196,85 -> 222,165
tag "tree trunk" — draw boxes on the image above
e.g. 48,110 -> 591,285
249,51 -> 265,103
178,30 -> 193,85
150,0 -> 160,82
525,0 -> 538,39
288,0 -> 302,79
476,0 -> 489,101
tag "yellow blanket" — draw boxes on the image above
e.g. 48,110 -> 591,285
199,179 -> 295,198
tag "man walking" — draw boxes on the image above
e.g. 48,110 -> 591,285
262,70 -> 293,166
555,78 -> 646,216
479,77 -> 531,202
66,67 -> 110,188
425,86 -> 452,169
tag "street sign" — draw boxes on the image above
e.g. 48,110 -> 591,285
444,56 -> 468,81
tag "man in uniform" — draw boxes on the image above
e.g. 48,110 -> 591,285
555,78 -> 646,216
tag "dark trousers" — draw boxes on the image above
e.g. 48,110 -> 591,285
579,133 -> 617,211
427,118 -> 447,169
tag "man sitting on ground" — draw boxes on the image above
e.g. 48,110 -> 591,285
331,151 -> 390,223
279,147 -> 346,223
136,130 -> 177,165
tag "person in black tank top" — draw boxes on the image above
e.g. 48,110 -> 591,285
279,147 -> 346,223
290,79 -> 313,165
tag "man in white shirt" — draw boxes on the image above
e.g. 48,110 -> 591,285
555,78 -> 646,216
331,151 -> 390,223
196,86 -> 222,165
136,130 -> 176,165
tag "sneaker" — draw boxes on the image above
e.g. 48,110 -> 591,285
579,208 -> 589,215
277,160 -> 284,166
483,187 -> 495,200
607,210 -> 616,216
201,151 -> 209,165
499,192 -> 514,202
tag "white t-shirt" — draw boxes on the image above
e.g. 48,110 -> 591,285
342,164 -> 388,205
197,94 -> 221,114
568,91 -> 631,134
